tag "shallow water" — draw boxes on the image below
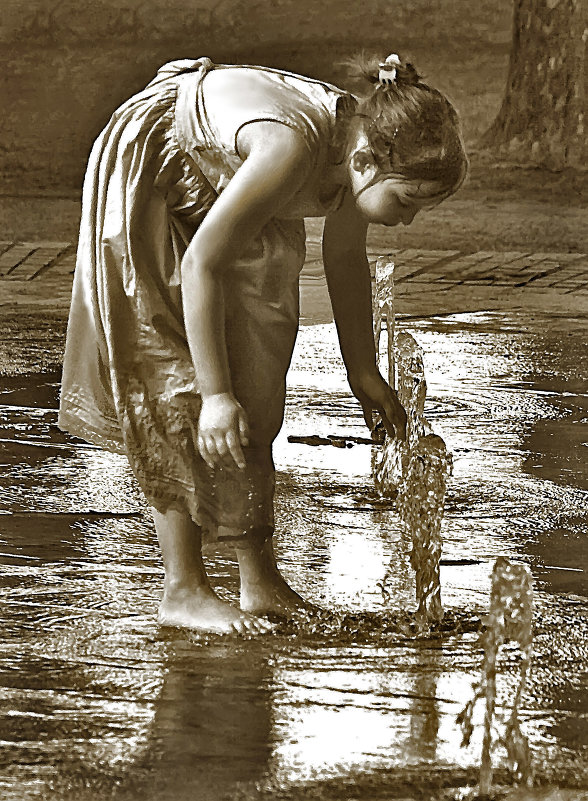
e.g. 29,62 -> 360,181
0,309 -> 587,800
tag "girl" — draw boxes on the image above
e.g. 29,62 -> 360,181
58,53 -> 468,635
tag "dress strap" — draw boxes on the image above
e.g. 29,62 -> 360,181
146,57 -> 214,88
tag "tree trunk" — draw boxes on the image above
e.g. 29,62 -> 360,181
483,0 -> 587,169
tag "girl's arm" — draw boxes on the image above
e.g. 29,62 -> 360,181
322,193 -> 407,439
181,122 -> 312,469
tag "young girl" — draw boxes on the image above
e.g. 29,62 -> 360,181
58,53 -> 467,635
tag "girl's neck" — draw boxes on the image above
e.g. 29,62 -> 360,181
323,158 -> 348,191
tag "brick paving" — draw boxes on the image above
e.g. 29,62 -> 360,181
1,240 -> 587,315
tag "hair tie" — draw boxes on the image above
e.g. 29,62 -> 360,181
378,53 -> 401,86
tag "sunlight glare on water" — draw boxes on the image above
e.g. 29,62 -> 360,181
0,310 -> 587,799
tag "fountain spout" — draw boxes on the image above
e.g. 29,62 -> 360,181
397,434 -> 452,627
373,255 -> 451,629
458,557 -> 534,796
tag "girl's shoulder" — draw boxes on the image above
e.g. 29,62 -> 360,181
203,62 -> 347,106
201,63 -> 350,158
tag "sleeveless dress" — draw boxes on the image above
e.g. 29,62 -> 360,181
58,58 -> 351,548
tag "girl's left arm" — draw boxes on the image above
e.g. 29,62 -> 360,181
322,193 -> 406,439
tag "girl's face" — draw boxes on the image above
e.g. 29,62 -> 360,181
348,148 -> 444,227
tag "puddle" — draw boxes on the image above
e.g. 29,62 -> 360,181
0,310 -> 587,799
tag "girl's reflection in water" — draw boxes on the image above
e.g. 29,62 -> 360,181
122,641 -> 272,801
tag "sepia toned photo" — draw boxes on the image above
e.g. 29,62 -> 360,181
0,1 -> 586,799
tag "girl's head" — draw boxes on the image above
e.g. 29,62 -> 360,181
340,52 -> 468,225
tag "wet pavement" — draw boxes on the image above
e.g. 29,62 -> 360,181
1,226 -> 588,800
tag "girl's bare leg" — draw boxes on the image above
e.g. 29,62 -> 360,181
237,536 -> 311,616
153,507 -> 274,635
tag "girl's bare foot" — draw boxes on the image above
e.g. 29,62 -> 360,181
159,583 -> 275,635
240,573 -> 313,617
237,538 -> 317,617
152,509 -> 274,635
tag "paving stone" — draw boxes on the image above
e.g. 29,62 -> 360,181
527,267 -> 588,287
2,242 -> 588,315
507,253 -> 585,276
548,277 -> 588,289
392,250 -> 460,281
453,252 -> 530,280
0,244 -> 38,277
427,252 -> 500,280
5,243 -> 72,281
48,249 -> 77,276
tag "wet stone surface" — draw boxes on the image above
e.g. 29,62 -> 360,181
0,310 -> 587,800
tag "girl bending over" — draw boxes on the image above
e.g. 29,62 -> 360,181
59,53 -> 467,634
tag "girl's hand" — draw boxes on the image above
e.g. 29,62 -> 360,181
198,393 -> 250,470
348,369 -> 407,441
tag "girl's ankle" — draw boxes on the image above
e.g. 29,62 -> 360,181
163,575 -> 210,597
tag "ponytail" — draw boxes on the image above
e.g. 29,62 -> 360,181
340,52 -> 468,195
344,52 -> 422,90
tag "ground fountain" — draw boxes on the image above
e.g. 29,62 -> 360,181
372,257 -> 535,795
374,328 -> 431,494
458,557 -> 535,797
372,256 -> 396,387
373,256 -> 449,629
396,433 -> 452,627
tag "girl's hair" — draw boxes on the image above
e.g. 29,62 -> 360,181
342,53 -> 468,197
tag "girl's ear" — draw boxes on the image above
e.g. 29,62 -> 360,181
350,149 -> 376,175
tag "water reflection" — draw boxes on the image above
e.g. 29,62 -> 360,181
1,310 -> 588,797
271,644 -> 449,783
118,642 -> 273,801
412,312 -> 588,590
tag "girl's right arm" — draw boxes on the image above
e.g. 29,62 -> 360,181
180,122 -> 312,470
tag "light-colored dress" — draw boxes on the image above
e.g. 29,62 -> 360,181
58,58 -> 350,548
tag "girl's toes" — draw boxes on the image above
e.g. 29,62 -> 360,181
248,616 -> 274,635
248,618 -> 266,634
232,618 -> 247,635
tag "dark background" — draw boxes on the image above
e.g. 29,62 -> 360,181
1,0 -> 512,192
2,0 -> 586,253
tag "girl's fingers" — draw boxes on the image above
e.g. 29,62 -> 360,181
383,400 -> 407,440
213,434 -> 229,458
212,433 -> 239,470
198,435 -> 216,470
199,431 -> 246,470
238,413 -> 250,447
226,429 -> 246,470
354,374 -> 407,441
379,408 -> 398,439
378,407 -> 403,440
214,433 -> 245,470
393,398 -> 408,440
364,396 -> 406,441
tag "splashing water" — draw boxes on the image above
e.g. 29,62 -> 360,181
396,434 -> 452,627
374,330 -> 432,493
373,261 -> 433,494
372,256 -> 452,629
370,259 -> 536,794
458,557 -> 534,796
373,257 -> 396,387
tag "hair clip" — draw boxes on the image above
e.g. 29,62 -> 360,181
378,53 -> 401,86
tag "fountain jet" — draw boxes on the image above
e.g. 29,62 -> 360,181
373,257 -> 450,628
397,434 -> 452,626
458,557 -> 534,796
